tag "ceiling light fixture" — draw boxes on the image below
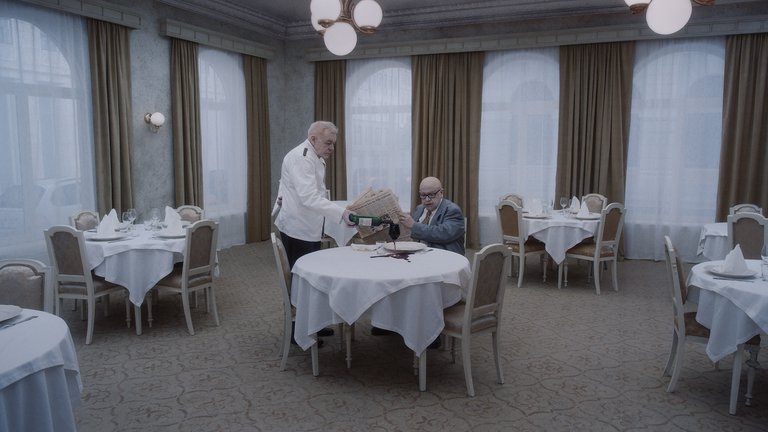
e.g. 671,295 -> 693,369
310,0 -> 383,56
625,0 -> 715,35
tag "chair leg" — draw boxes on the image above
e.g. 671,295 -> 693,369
461,336 -> 475,397
729,346 -> 744,415
180,289 -> 195,335
666,336 -> 686,393
280,318 -> 292,371
611,258 -> 619,291
147,292 -> 153,328
517,255 -> 525,288
492,330 -> 504,385
208,287 -> 220,326
85,298 -> 96,345
593,260 -> 601,295
345,323 -> 352,369
541,255 -> 548,283
125,297 -> 131,329
662,332 -> 679,377
745,344 -> 760,407
311,340 -> 319,377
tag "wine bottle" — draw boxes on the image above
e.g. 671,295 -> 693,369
349,214 -> 391,227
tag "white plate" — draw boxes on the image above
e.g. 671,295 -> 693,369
705,264 -> 757,279
87,233 -> 127,241
383,241 -> 426,252
156,231 -> 186,239
0,305 -> 22,322
350,243 -> 378,252
575,214 -> 601,220
523,214 -> 551,220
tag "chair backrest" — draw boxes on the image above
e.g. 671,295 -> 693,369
497,200 -> 524,243
270,233 -> 292,311
44,225 -> 95,293
463,244 -> 511,328
729,203 -> 763,216
663,236 -> 687,336
499,193 -> 523,208
177,205 -> 204,223
596,202 -> 625,251
71,210 -> 99,231
582,193 -> 608,214
727,212 -> 768,259
183,220 -> 218,279
0,259 -> 52,312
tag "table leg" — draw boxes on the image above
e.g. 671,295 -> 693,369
311,341 -> 319,377
745,344 -> 761,407
419,351 -> 426,391
134,305 -> 142,335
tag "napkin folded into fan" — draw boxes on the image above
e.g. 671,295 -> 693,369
569,196 -> 580,212
576,201 -> 591,218
722,245 -> 749,274
526,198 -> 543,215
163,206 -> 184,235
96,209 -> 119,235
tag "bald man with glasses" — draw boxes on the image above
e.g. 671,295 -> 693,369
398,176 -> 465,256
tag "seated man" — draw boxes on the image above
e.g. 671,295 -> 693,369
398,176 -> 465,256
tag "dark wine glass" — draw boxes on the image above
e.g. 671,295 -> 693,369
388,223 -> 401,249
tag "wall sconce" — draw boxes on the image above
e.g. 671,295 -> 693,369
144,112 -> 165,133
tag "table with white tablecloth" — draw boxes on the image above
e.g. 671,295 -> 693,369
523,212 -> 600,264
696,222 -> 729,261
291,246 -> 471,390
0,309 -> 81,432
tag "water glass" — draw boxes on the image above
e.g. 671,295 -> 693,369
761,244 -> 768,281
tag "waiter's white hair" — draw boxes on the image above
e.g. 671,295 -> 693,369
308,121 -> 337,137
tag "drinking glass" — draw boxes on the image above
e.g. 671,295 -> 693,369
388,223 -> 401,244
761,244 -> 768,281
560,197 -> 569,211
126,208 -> 137,224
149,208 -> 162,230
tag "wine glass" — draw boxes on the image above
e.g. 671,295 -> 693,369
126,208 -> 137,224
388,223 -> 401,249
560,197 -> 569,212
149,208 -> 162,230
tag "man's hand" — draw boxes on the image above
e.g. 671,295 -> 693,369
342,209 -> 356,226
398,212 -> 414,229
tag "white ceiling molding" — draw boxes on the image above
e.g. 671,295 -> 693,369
160,19 -> 276,60
20,0 -> 143,28
157,0 -> 287,39
304,13 -> 768,61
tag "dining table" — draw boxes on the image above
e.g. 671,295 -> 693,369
686,259 -> 766,414
523,210 -> 600,264
696,222 -> 729,261
291,244 -> 472,391
0,308 -> 81,432
84,225 -> 186,334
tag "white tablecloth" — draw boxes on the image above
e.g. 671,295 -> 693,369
291,247 -> 472,355
0,309 -> 81,432
523,212 -> 600,264
85,227 -> 186,306
687,259 -> 767,362
696,222 -> 729,261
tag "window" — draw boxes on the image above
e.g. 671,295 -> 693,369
0,3 -> 94,261
345,57 -> 412,210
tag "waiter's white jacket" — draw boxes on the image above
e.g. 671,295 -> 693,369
275,139 -> 345,242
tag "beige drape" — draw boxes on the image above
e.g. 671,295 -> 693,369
170,39 -> 203,207
716,33 -> 768,221
411,52 -> 484,249
314,60 -> 347,200
244,55 -> 272,243
87,19 -> 134,214
555,42 -> 635,205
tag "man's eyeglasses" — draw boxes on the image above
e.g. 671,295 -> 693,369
419,190 -> 442,200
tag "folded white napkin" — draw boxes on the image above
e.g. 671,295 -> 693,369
722,245 -> 749,274
163,206 -> 183,234
569,196 -> 580,212
526,198 -> 543,215
97,209 -> 119,235
577,201 -> 591,218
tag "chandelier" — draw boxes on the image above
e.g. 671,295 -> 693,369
310,0 -> 383,56
625,0 -> 714,35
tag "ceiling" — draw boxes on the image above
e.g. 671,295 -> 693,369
156,0 -> 765,40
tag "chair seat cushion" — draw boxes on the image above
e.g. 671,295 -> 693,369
443,302 -> 498,334
508,239 -> 545,253
58,275 -> 119,295
568,243 -> 614,257
157,268 -> 212,289
682,312 -> 710,338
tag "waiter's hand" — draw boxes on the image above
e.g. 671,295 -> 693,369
342,209 -> 356,226
398,212 -> 414,229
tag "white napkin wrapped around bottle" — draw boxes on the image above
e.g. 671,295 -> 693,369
577,201 -> 591,218
722,245 -> 750,275
526,198 -> 543,216
163,206 -> 184,235
569,196 -> 580,213
97,209 -> 119,235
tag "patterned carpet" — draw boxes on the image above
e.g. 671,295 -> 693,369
64,241 -> 767,431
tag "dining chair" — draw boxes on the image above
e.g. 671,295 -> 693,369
497,199 -> 547,287
176,205 -> 204,222
499,193 -> 524,208
155,220 -> 220,335
440,243 -> 510,397
70,210 -> 99,231
559,202 -> 625,294
727,212 -> 768,259
729,203 -> 763,216
44,225 -> 129,344
0,259 -> 53,313
662,236 -> 760,414
581,193 -> 608,214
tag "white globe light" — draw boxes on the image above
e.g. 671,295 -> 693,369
310,0 -> 341,22
646,0 -> 692,35
311,14 -> 325,32
353,0 -> 383,30
149,112 -> 165,127
324,22 -> 357,56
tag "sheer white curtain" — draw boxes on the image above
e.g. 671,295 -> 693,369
0,2 -> 95,262
478,48 -> 560,245
198,47 -> 247,249
624,38 -> 725,261
345,57 -> 412,210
